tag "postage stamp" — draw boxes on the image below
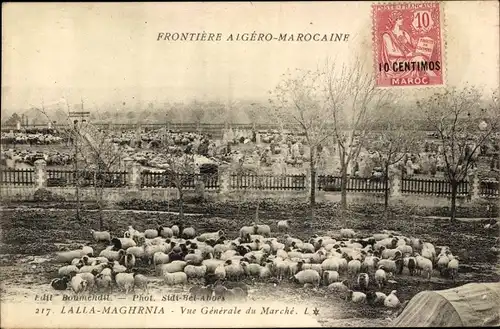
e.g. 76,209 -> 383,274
372,2 -> 444,87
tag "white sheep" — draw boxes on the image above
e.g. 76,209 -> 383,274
241,262 -> 263,277
144,229 -> 159,239
118,238 -> 137,249
99,249 -> 125,262
134,273 -> 149,292
357,273 -> 369,291
78,272 -> 96,291
182,227 -> 196,239
447,257 -> 459,280
95,273 -> 112,291
125,254 -> 136,269
158,260 -> 187,275
202,259 -> 225,273
171,225 -> 180,237
126,246 -> 145,259
321,258 -> 340,272
239,226 -> 256,239
58,265 -> 80,277
347,259 -> 362,278
198,230 -> 224,242
277,220 -> 290,233
340,229 -> 355,239
163,272 -> 188,285
377,259 -> 397,276
327,280 -> 349,296
214,263 -> 226,280
90,229 -> 111,243
159,226 -> 174,238
70,274 -> 88,294
322,270 -> 340,285
416,255 -> 433,279
153,252 -> 169,266
294,269 -> 320,286
115,273 -> 135,294
224,260 -> 244,281
348,290 -> 367,304
384,290 -> 401,308
375,266 -> 387,289
184,264 -> 207,279
255,224 -> 271,237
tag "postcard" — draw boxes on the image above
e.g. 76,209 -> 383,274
1,1 -> 499,328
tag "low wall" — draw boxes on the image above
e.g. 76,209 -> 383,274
0,185 -> 480,208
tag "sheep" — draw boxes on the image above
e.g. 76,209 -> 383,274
437,255 -> 450,276
347,259 -> 362,278
375,266 -> 387,289
416,255 -> 433,280
70,273 -> 88,294
293,269 -> 320,287
158,260 -> 187,275
184,251 -> 204,266
115,273 -> 135,294
277,220 -> 290,233
51,277 -> 69,290
144,244 -> 168,264
348,290 -> 367,304
95,273 -> 112,291
184,264 -> 207,279
158,226 -> 174,238
58,265 -> 80,277
153,252 -> 169,266
321,258 -> 340,272
447,257 -> 459,280
239,226 -> 256,239
90,229 -> 111,243
254,224 -> 271,237
99,248 -> 125,262
322,271 -> 340,285
81,246 -> 94,256
406,256 -> 417,276
327,280 -> 350,297
144,229 -> 159,239
55,248 -> 91,264
241,262 -> 263,277
171,225 -> 180,237
362,255 -> 379,274
397,245 -> 413,256
126,246 -> 145,259
198,230 -> 224,242
132,272 -> 149,293
377,259 -> 398,276
366,291 -> 387,306
384,290 -> 401,308
224,260 -> 245,281
125,254 -> 136,269
113,261 -> 127,274
163,272 -> 188,285
259,263 -> 273,279
214,263 -> 227,280
372,233 -> 390,241
182,227 -> 196,239
118,238 -> 137,249
301,263 -> 323,275
357,273 -> 369,291
340,229 -> 355,239
78,272 -> 96,291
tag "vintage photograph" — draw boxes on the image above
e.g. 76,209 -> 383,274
1,1 -> 499,328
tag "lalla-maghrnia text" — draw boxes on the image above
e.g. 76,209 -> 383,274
59,306 -> 299,315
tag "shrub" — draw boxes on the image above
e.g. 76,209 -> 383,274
33,188 -> 65,202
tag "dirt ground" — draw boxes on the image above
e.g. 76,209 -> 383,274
0,205 -> 499,327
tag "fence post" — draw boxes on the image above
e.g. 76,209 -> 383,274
390,174 -> 401,198
471,173 -> 480,200
218,165 -> 231,195
34,159 -> 47,190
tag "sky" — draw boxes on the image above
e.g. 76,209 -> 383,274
2,1 -> 499,112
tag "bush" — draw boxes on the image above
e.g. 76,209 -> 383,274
33,188 -> 65,202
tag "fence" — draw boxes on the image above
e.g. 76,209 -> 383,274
141,172 -> 219,190
401,177 -> 469,196
317,175 -> 387,193
1,168 -> 34,186
1,168 -> 499,198
230,174 -> 306,190
46,169 -> 128,187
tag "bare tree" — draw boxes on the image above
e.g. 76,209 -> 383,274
270,68 -> 335,219
370,104 -> 419,210
418,87 -> 500,221
326,59 -> 392,210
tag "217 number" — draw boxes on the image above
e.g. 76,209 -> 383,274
415,12 -> 431,28
35,308 -> 52,316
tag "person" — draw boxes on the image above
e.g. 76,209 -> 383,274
381,10 -> 437,80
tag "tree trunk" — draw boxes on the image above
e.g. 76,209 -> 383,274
309,151 -> 316,220
255,201 -> 259,222
450,180 -> 458,222
340,163 -> 348,210
384,162 -> 390,210
179,190 -> 184,220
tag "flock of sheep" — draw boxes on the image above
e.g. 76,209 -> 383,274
51,220 -> 460,307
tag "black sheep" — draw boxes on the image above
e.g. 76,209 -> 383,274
51,277 -> 69,291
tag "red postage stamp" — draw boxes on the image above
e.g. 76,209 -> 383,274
372,2 -> 444,87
